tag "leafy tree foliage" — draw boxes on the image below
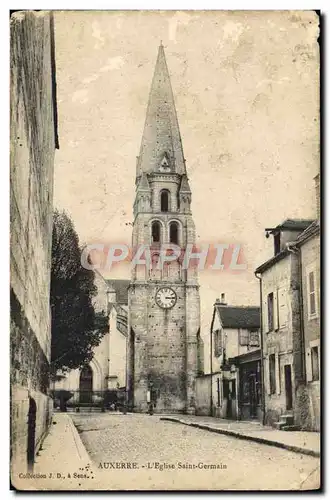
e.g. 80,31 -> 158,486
50,210 -> 108,375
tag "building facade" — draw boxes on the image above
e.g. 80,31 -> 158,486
296,219 -> 320,430
127,44 -> 200,414
10,11 -> 59,473
256,218 -> 319,430
54,275 -> 129,405
197,295 -> 261,420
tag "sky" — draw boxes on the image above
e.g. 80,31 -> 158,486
53,10 -> 319,369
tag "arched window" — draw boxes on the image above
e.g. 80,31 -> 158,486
169,221 -> 179,245
160,190 -> 170,212
151,221 -> 161,243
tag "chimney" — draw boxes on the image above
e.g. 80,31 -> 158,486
220,293 -> 227,305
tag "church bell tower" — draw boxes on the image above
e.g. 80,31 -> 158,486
127,44 -> 200,414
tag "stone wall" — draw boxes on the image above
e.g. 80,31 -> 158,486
108,307 -> 127,388
300,233 -> 320,430
10,11 -> 58,474
129,283 -> 189,413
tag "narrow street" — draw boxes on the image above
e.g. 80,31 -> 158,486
71,413 -> 320,490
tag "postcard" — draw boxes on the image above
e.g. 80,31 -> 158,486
10,9 -> 320,491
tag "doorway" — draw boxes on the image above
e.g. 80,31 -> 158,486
284,364 -> 293,411
223,380 -> 235,419
79,365 -> 93,403
249,374 -> 257,418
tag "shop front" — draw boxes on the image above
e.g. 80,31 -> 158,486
229,349 -> 262,422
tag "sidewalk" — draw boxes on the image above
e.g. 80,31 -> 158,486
160,415 -> 320,458
12,413 -> 94,491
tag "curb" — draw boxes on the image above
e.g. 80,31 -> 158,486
160,417 -> 320,458
66,414 -> 90,462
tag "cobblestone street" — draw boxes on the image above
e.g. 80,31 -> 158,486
71,413 -> 320,490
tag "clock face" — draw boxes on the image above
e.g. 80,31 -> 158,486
155,287 -> 177,309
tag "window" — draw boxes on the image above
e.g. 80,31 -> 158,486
308,271 -> 317,317
217,378 -> 221,407
269,354 -> 276,394
239,329 -> 249,346
249,330 -> 260,347
214,329 -> 222,357
311,346 -> 319,381
151,221 -> 161,243
267,292 -> 274,332
169,221 -> 179,244
160,190 -> 170,212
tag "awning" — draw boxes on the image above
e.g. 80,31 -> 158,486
228,349 -> 261,366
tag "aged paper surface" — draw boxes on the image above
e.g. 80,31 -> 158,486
10,10 -> 320,491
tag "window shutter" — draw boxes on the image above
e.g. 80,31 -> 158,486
263,293 -> 268,333
275,352 -> 281,394
273,289 -> 279,331
265,357 -> 271,395
306,347 -> 312,382
278,286 -> 288,329
239,329 -> 249,346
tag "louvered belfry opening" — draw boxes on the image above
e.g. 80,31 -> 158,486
160,190 -> 169,212
170,221 -> 179,244
152,220 -> 161,243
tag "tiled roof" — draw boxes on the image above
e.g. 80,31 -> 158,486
275,219 -> 315,231
255,248 -> 290,274
216,305 -> 260,329
295,219 -> 320,245
256,219 -> 319,274
105,279 -> 130,305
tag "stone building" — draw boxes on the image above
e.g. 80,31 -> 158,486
292,176 -> 320,431
294,219 -> 320,430
127,44 -> 201,414
195,294 -> 261,420
10,11 -> 59,472
255,218 -> 317,429
54,274 -> 129,404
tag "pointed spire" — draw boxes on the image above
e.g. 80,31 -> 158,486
137,172 -> 150,191
179,174 -> 191,193
137,45 -> 186,178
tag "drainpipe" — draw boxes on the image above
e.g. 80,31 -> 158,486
209,308 -> 216,417
286,243 -> 306,383
254,271 -> 265,426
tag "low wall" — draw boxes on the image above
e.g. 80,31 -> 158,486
195,375 -> 211,416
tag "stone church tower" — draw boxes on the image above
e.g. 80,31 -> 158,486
127,44 -> 200,414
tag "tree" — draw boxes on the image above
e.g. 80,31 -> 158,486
50,210 -> 108,376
